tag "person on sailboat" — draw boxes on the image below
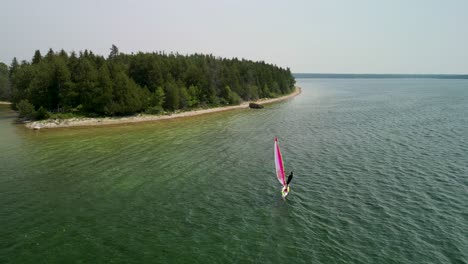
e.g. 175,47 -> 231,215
282,185 -> 289,196
282,171 -> 293,196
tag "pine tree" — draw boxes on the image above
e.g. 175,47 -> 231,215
109,44 -> 119,60
10,48 -> 295,116
9,57 -> 19,78
179,85 -> 189,109
28,62 -> 54,109
163,78 -> 180,111
73,57 -> 98,111
93,63 -> 113,114
187,85 -> 200,107
151,86 -> 165,108
44,48 -> 55,61
59,49 -> 68,60
0,62 -> 10,100
106,64 -> 144,115
51,57 -> 71,111
32,50 -> 42,64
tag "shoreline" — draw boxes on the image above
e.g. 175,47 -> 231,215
0,101 -> 12,105
26,86 -> 301,129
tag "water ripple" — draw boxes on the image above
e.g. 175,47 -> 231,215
1,79 -> 468,263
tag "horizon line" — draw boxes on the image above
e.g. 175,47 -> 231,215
294,72 -> 468,75
293,73 -> 468,79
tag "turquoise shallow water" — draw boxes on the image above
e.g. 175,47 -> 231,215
1,78 -> 467,263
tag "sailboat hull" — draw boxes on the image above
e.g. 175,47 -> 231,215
282,186 -> 290,198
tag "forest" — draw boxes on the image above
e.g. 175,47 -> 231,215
3,45 -> 295,119
0,62 -> 10,101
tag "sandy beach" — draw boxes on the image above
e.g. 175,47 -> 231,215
25,87 -> 301,129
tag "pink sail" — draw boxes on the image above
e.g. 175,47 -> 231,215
274,137 -> 286,187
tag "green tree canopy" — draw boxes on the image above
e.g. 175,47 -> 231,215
0,62 -> 10,100
10,46 -> 295,118
32,50 -> 42,64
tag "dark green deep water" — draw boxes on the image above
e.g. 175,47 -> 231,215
1,79 -> 467,263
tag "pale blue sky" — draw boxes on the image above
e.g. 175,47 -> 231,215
2,0 -> 468,73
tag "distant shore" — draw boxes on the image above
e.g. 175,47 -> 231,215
0,101 -> 12,105
25,87 -> 301,129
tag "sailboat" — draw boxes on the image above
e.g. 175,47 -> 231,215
274,137 -> 289,198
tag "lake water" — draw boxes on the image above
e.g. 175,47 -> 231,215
1,78 -> 467,263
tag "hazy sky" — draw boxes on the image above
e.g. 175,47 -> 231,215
2,0 -> 468,73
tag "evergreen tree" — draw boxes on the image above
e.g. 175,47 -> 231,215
109,44 -> 119,60
58,49 -> 68,60
27,62 -> 54,109
154,86 -> 165,108
163,78 -> 180,111
9,57 -> 19,78
106,64 -> 144,115
0,62 -> 10,100
72,57 -> 98,111
10,63 -> 35,106
92,63 -> 113,114
44,48 -> 55,61
10,48 -> 295,117
187,85 -> 200,107
17,99 -> 36,119
32,50 -> 42,64
179,85 -> 189,109
51,57 -> 71,111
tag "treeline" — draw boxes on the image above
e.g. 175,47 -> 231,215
0,62 -> 10,101
7,45 -> 295,119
